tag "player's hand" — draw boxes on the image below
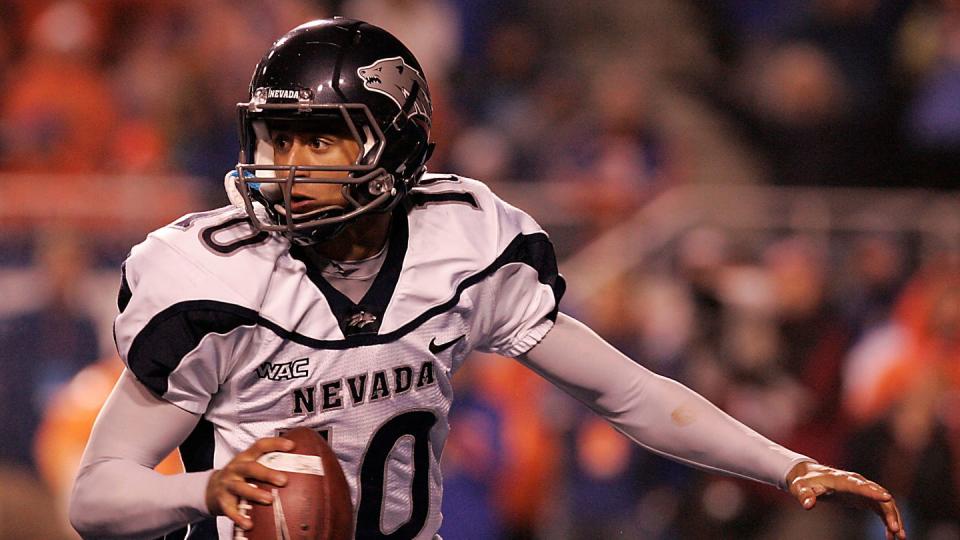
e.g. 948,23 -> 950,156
786,461 -> 905,539
205,437 -> 295,530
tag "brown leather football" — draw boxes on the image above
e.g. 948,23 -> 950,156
237,427 -> 354,540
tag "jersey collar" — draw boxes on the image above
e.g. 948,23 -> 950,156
290,208 -> 409,338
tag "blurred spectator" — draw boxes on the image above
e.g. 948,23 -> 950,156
439,360 -> 505,540
564,415 -> 646,539
676,227 -> 732,357
729,42 -> 871,186
766,236 -> 853,469
845,257 -> 960,422
35,354 -> 183,539
842,257 -> 960,537
899,0 -> 960,187
546,61 -> 679,231
449,16 -> 553,181
480,355 -> 562,540
0,231 -> 100,469
0,465 -> 74,540
790,0 -> 906,113
837,234 -> 909,337
847,410 -> 960,539
343,0 -> 461,84
0,1 -> 118,173
723,0 -> 911,186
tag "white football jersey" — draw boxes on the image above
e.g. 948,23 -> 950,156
114,174 -> 565,540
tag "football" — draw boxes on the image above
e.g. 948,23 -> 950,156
237,427 -> 354,540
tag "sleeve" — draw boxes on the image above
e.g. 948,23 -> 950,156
115,235 -> 258,414
469,196 -> 566,357
520,313 -> 813,490
70,370 -> 213,539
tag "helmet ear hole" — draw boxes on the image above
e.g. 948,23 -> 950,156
381,122 -> 430,180
358,124 -> 378,164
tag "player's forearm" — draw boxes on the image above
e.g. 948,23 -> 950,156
608,369 -> 811,489
70,369 -> 212,538
70,460 -> 212,539
520,312 -> 811,489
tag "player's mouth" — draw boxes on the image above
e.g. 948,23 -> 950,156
290,193 -> 319,212
284,193 -> 348,222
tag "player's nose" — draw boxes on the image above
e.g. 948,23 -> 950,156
287,139 -> 314,165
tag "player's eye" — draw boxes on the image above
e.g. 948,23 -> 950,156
309,136 -> 332,150
272,133 -> 292,152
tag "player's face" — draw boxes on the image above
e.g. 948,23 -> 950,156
269,128 -> 362,209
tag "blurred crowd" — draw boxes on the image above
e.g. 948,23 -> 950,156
0,0 -> 959,539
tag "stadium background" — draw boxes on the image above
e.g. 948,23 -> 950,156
1,0 -> 958,538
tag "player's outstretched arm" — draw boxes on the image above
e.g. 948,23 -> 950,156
519,312 -> 905,538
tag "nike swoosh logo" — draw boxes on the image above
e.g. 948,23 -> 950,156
429,334 -> 465,354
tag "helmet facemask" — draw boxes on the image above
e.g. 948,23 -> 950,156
234,100 -> 400,245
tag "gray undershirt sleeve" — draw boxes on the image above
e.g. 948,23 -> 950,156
69,370 -> 213,539
519,312 -> 812,490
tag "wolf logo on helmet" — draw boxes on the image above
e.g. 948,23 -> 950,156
357,57 -> 432,121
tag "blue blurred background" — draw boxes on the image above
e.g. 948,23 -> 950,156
1,1 -> 959,538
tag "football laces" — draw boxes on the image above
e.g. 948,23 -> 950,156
272,488 -> 292,540
234,499 -> 253,540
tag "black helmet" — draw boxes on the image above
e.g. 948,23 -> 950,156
231,18 -> 434,243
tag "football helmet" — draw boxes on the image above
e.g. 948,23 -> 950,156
232,18 -> 434,244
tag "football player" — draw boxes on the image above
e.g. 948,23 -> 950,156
70,18 -> 905,540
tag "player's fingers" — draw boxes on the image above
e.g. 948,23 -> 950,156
792,482 -> 821,509
896,501 -> 906,539
809,483 -> 830,497
864,493 -> 904,540
841,476 -> 891,501
218,492 -> 252,530
236,499 -> 255,532
801,470 -> 888,502
228,480 -> 275,506
877,500 -> 898,531
239,437 -> 295,459
233,460 -> 289,487
882,498 -> 905,539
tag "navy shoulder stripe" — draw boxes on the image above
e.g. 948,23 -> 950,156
126,301 -> 258,397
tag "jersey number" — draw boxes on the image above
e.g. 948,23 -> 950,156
200,217 -> 269,254
356,410 -> 438,539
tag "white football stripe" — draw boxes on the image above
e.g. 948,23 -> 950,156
257,452 -> 325,476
